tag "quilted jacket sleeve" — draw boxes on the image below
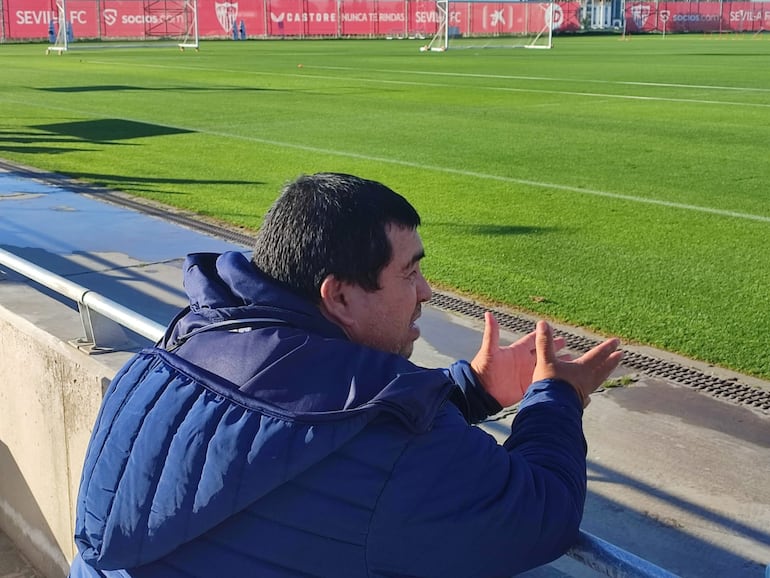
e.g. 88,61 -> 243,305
367,378 -> 586,578
445,360 -> 503,424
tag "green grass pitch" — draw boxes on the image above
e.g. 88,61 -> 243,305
1,35 -> 768,379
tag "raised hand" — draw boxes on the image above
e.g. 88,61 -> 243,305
532,320 -> 624,408
471,312 -> 566,407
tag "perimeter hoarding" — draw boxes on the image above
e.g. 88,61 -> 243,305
4,0 -> 770,41
3,0 -> 579,40
626,1 -> 770,32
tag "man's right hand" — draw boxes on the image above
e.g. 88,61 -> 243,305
532,321 -> 624,408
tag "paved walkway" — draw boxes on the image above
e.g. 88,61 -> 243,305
1,161 -> 769,577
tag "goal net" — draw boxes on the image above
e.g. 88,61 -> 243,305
47,0 -> 199,53
424,0 -> 557,51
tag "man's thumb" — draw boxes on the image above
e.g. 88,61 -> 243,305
535,320 -> 555,367
480,312 -> 499,354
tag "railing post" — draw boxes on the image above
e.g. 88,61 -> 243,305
75,301 -> 136,353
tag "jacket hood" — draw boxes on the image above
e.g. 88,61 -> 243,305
162,251 -> 446,416
166,251 -> 343,341
75,251 -> 456,570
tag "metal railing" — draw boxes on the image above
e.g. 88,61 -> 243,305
568,531 -> 679,577
0,247 -> 685,577
0,247 -> 164,351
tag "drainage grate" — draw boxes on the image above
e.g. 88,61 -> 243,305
430,292 -> 770,413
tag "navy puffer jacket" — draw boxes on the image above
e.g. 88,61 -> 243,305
70,251 -> 587,578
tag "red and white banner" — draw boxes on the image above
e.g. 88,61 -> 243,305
6,0 -> 769,41
625,1 -> 770,32
1,0 -> 580,40
5,0 -> 194,39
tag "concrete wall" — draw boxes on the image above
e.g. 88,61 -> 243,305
0,304 -> 131,578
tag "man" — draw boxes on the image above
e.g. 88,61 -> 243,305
70,173 -> 623,577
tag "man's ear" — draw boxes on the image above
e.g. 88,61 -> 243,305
319,274 -> 356,330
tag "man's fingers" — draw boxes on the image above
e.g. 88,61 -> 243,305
515,330 -> 537,354
553,336 -> 567,353
595,350 -> 625,384
580,345 -> 625,389
578,338 -> 621,367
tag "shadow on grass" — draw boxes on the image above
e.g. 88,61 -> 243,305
37,85 -> 282,93
33,119 -> 193,142
0,160 -> 265,212
0,145 -> 96,155
0,136 -> 82,145
65,171 -> 264,191
429,222 -> 553,236
0,119 -> 190,156
0,129 -> 97,154
0,130 -> 83,142
60,170 -> 267,210
38,85 -> 155,93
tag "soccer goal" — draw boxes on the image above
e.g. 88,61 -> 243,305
46,0 -> 199,53
423,0 -> 557,51
145,0 -> 200,51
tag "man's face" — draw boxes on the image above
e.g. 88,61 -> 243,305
344,224 -> 432,358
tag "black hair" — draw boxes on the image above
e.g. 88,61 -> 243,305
252,173 -> 421,302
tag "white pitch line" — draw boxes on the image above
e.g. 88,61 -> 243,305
289,71 -> 770,107
314,65 -> 770,94
89,59 -> 770,95
83,59 -> 770,109
3,97 -> 769,224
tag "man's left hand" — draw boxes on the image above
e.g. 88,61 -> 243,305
470,312 -> 567,407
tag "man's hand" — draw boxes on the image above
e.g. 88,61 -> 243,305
471,312 -> 566,407
533,320 -> 624,408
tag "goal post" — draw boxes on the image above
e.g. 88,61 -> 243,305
176,0 -> 200,50
424,0 -> 557,51
46,0 -> 69,54
179,0 -> 200,50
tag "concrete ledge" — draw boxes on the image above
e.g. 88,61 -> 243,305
0,301 -> 127,578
